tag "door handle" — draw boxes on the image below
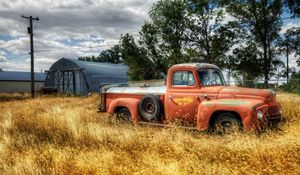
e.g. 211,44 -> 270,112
169,96 -> 177,105
200,94 -> 209,100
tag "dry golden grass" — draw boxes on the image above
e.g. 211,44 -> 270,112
0,93 -> 299,175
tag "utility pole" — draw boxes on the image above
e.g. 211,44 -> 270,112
22,15 -> 39,98
286,39 -> 289,84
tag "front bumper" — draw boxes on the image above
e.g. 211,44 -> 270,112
264,115 -> 286,128
259,104 -> 285,128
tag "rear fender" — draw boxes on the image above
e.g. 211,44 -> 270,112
197,99 -> 264,131
108,98 -> 140,122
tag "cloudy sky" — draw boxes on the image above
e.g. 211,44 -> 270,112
0,0 -> 155,72
0,0 -> 299,73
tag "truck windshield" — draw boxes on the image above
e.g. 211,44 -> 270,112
198,69 -> 226,86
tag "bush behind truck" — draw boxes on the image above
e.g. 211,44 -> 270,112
98,63 -> 284,133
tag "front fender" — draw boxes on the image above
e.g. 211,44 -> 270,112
108,98 -> 140,122
196,99 -> 264,131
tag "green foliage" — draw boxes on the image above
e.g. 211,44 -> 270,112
78,0 -> 299,83
139,22 -> 168,74
186,1 -> 237,67
97,45 -> 123,64
280,71 -> 300,94
120,34 -> 163,80
284,0 -> 300,17
149,0 -> 189,65
229,42 -> 263,87
286,27 -> 300,66
78,55 -> 97,62
224,0 -> 284,88
78,45 -> 123,64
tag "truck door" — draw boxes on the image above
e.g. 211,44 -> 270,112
165,70 -> 200,123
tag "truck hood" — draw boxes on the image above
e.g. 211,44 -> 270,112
217,86 -> 274,101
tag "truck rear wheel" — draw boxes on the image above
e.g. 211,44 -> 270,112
139,94 -> 162,121
212,112 -> 242,134
116,108 -> 131,124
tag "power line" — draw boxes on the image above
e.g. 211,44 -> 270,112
3,53 -> 28,60
0,14 -> 28,25
34,43 -> 119,52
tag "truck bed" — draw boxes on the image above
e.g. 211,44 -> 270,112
99,84 -> 166,112
106,86 -> 166,95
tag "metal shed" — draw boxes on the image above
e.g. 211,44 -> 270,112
0,70 -> 46,92
45,58 -> 128,95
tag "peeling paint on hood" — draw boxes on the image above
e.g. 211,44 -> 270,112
218,86 -> 274,100
203,99 -> 250,106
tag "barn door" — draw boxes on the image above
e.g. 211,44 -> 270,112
54,71 -> 75,93
54,71 -> 63,92
63,71 -> 74,93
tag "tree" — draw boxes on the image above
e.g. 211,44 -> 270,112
120,33 -> 162,80
78,55 -> 96,62
224,0 -> 284,88
281,70 -> 300,94
186,0 -> 237,67
286,27 -> 300,66
229,42 -> 263,87
279,27 -> 300,83
284,0 -> 300,17
97,45 -> 123,64
78,45 -> 123,64
149,0 -> 188,65
139,22 -> 168,75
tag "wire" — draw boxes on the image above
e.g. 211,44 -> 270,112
0,14 -> 28,25
0,53 -> 28,62
35,43 -> 119,52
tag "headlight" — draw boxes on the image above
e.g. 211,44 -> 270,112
272,90 -> 276,97
257,110 -> 263,120
279,108 -> 283,114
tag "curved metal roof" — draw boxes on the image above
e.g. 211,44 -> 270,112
69,58 -> 128,78
47,58 -> 128,92
49,58 -> 127,75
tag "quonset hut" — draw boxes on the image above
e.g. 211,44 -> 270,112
45,58 -> 128,95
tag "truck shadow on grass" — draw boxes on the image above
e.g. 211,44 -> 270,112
106,115 -> 286,138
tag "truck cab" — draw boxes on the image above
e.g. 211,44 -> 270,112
99,63 -> 283,132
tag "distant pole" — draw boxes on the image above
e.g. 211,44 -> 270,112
286,41 -> 289,84
286,37 -> 290,84
22,15 -> 39,98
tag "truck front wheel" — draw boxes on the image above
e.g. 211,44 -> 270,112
116,108 -> 131,124
212,112 -> 242,134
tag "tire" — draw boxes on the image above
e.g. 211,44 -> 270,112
116,108 -> 131,124
139,94 -> 162,121
212,112 -> 242,134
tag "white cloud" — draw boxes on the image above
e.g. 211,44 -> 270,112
0,55 -> 6,62
0,61 -> 30,71
0,0 -> 156,71
0,50 -> 7,62
280,22 -> 300,34
0,37 -> 29,54
288,53 -> 299,68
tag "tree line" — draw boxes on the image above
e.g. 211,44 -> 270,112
79,0 -> 300,88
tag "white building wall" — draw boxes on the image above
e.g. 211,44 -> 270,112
0,81 -> 44,92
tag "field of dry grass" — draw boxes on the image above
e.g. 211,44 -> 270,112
0,92 -> 299,175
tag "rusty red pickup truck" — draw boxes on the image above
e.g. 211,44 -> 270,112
98,63 -> 283,132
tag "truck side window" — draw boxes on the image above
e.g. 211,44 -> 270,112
172,71 -> 195,86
